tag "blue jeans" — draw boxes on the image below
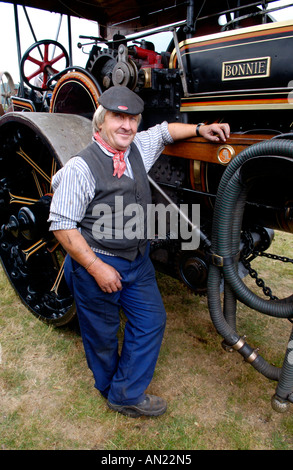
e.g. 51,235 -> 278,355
64,245 -> 166,405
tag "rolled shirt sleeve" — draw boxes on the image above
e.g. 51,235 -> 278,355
48,157 -> 95,231
134,121 -> 173,173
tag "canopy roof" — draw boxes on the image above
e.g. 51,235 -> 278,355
3,1 -> 278,37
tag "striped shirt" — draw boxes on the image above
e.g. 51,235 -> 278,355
49,121 -> 173,232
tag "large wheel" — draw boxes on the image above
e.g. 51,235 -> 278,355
0,71 -> 16,112
20,40 -> 70,91
0,112 -> 92,325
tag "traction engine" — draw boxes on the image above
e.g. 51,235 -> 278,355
1,1 -> 293,412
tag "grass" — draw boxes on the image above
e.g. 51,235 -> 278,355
0,231 -> 293,450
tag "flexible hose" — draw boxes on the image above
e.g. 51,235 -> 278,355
208,139 -> 293,392
275,326 -> 293,401
216,166 -> 293,317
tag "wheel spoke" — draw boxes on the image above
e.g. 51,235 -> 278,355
50,258 -> 65,295
26,54 -> 43,67
9,192 -> 39,205
22,238 -> 48,261
16,147 -> 51,183
50,52 -> 66,66
51,159 -> 58,179
32,170 -> 45,198
44,43 -> 49,62
27,69 -> 43,82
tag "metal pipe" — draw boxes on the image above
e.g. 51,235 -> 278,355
51,14 -> 63,59
13,4 -> 24,96
22,6 -> 39,45
67,15 -> 73,66
186,0 -> 195,37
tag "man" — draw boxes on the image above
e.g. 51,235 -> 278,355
49,86 -> 230,418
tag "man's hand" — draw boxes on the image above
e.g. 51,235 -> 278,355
87,258 -> 122,293
199,123 -> 230,142
168,121 -> 230,143
53,228 -> 122,293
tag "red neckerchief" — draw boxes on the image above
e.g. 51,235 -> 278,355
94,131 -> 127,179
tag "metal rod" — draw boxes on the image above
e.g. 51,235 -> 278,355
22,5 -> 39,46
13,4 -> 24,95
171,27 -> 189,97
51,14 -> 63,59
148,175 -> 211,247
67,15 -> 73,66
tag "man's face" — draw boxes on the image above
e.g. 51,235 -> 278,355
98,111 -> 139,151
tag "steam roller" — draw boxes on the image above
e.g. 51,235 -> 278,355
1,0 -> 293,412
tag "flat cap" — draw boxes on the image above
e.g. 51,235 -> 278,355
98,86 -> 144,115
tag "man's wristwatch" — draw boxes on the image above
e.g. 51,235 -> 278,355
196,123 -> 204,136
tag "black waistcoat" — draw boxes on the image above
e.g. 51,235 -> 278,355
78,141 -> 152,261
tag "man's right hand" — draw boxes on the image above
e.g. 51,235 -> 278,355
53,228 -> 122,293
87,258 -> 122,293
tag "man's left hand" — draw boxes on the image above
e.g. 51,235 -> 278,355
199,123 -> 230,142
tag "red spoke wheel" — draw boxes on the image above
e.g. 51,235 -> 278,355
20,40 -> 70,91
